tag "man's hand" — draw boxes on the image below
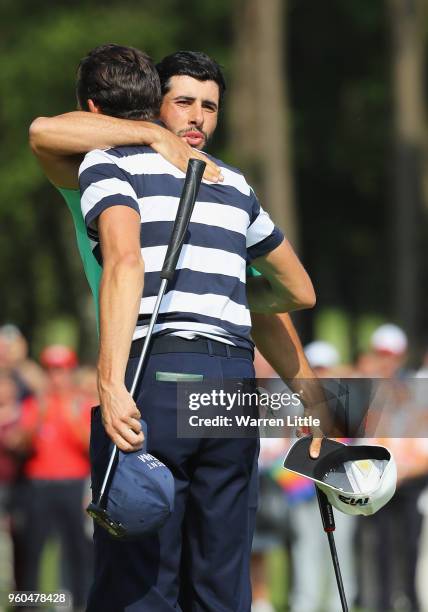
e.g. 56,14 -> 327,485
99,380 -> 144,452
296,426 -> 323,459
295,390 -> 333,459
150,124 -> 223,183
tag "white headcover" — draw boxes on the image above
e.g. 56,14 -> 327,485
283,438 -> 397,517
316,448 -> 397,516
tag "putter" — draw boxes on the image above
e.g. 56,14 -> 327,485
315,486 -> 349,612
87,158 -> 206,536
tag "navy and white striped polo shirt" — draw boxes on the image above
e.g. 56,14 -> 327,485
79,146 -> 284,349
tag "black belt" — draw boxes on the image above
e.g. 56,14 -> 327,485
129,334 -> 253,360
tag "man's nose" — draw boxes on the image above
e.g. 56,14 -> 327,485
189,103 -> 204,126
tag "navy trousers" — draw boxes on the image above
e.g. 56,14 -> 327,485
87,343 -> 259,612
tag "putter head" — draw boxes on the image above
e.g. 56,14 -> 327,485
86,502 -> 127,539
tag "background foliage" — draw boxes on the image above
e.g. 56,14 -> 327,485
0,0 -> 427,362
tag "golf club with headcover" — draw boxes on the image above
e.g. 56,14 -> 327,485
315,485 -> 349,612
284,436 -> 397,611
87,157 -> 206,537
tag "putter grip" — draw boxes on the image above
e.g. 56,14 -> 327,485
161,158 -> 206,281
316,486 -> 336,532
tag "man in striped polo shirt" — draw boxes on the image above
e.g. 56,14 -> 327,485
30,45 -> 327,610
29,45 -> 325,460
77,50 -> 315,612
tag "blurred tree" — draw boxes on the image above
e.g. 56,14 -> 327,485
0,2 -> 179,357
1,0 -> 427,359
388,0 -> 427,354
288,0 -> 392,348
0,0 -> 233,358
229,0 -> 298,245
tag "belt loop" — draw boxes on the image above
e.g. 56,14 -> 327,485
207,339 -> 214,356
225,343 -> 231,358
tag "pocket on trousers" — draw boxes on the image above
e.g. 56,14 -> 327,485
155,371 -> 204,382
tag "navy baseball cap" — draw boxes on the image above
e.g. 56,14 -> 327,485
87,421 -> 175,539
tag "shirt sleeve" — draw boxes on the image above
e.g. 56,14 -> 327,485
246,188 -> 284,261
79,149 -> 140,241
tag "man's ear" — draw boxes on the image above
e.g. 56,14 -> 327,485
88,99 -> 102,114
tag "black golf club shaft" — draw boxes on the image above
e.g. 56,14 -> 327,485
326,530 -> 349,612
96,158 -> 206,506
316,486 -> 349,612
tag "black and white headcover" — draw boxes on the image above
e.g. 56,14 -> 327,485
283,437 -> 397,516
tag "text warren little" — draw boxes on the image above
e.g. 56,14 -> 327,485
188,415 -> 320,427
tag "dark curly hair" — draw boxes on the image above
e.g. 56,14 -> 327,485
76,43 -> 161,120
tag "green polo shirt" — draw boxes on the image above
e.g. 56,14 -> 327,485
58,187 -> 102,327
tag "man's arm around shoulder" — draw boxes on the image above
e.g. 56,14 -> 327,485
29,111 -> 222,189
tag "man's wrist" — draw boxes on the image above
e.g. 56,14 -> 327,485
141,121 -> 162,146
97,373 -> 125,393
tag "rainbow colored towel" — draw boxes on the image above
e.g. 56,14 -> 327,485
269,456 -> 315,505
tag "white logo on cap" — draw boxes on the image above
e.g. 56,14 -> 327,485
137,454 -> 164,470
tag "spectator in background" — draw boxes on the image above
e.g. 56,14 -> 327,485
0,372 -> 26,601
369,323 -> 409,378
303,341 -> 340,375
354,349 -> 381,378
19,345 -> 92,611
74,365 -> 99,406
0,325 -> 45,399
251,351 -> 288,612
251,339 -> 357,612
363,438 -> 428,612
416,348 -> 428,379
360,324 -> 428,612
73,364 -> 99,542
